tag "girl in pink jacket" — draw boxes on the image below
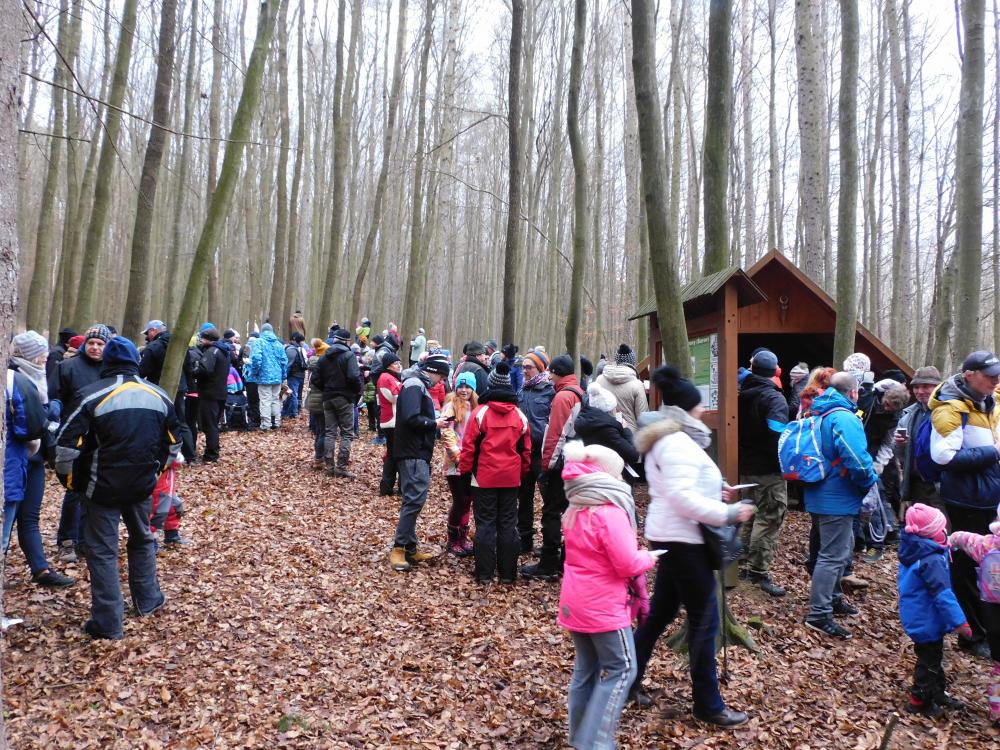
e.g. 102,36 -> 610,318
558,442 -> 656,750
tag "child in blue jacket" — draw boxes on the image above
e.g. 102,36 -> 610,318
898,503 -> 971,717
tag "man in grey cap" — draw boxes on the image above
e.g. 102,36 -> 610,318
895,366 -> 943,515
929,350 -> 1000,658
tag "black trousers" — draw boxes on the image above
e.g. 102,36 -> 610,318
184,395 -> 200,448
245,383 -> 260,428
472,487 -> 520,582
538,467 -> 567,570
911,640 -> 946,703
174,390 -> 196,461
948,504 -> 996,643
199,398 -> 223,460
516,449 -> 542,549
379,428 -> 399,494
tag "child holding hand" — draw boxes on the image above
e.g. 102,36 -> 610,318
898,503 -> 971,717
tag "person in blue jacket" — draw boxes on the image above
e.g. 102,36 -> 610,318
898,503 -> 971,717
248,323 -> 289,430
803,372 -> 878,640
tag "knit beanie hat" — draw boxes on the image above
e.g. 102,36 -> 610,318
615,343 -> 637,368
581,356 -> 594,377
12,331 -> 48,360
83,324 -> 112,344
57,327 -> 77,345
789,362 -> 809,384
421,354 -> 450,376
333,327 -> 351,342
488,361 -> 513,391
261,323 -> 274,333
200,322 -> 217,333
455,372 -> 477,391
652,365 -> 701,411
562,440 -> 625,481
102,336 -> 141,367
382,351 -> 401,368
843,352 -> 871,374
750,349 -> 778,378
465,340 -> 485,357
68,335 -> 85,350
200,327 -> 221,342
588,383 -> 617,413
502,343 -> 518,360
550,354 -> 575,377
905,503 -> 948,546
525,350 -> 549,372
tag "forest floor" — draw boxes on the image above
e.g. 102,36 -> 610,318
2,420 -> 999,749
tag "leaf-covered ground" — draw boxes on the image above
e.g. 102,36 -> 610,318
3,420 -> 998,748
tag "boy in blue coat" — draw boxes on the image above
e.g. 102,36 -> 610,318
898,503 -> 972,717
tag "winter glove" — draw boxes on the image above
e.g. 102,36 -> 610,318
955,622 -> 974,640
628,574 -> 650,627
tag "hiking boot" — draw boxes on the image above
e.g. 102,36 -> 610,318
332,468 -> 357,480
628,689 -> 653,708
748,572 -> 786,597
137,596 -> 167,617
936,692 -> 966,711
389,547 -> 411,572
693,708 -> 750,728
164,532 -> 191,546
906,697 -> 945,718
863,547 -> 884,563
312,458 -> 325,471
832,599 -> 859,617
957,638 -> 992,659
406,547 -> 436,564
32,569 -> 75,588
520,562 -> 561,581
805,617 -> 852,640
840,574 -> 869,590
82,619 -> 121,640
55,540 -> 77,564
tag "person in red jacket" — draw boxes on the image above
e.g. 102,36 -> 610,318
523,354 -> 586,580
460,362 -> 531,583
376,353 -> 404,496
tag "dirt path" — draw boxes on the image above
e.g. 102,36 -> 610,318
3,421 -> 997,748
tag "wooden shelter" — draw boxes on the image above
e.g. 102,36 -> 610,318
630,250 -> 913,481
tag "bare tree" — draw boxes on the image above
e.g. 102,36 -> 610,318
565,0 -> 589,366
702,0 -> 732,275
501,0 -> 525,345
794,0 -> 827,279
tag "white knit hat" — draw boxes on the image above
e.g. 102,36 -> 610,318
588,383 -> 617,413
12,331 -> 48,360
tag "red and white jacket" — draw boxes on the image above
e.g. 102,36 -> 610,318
377,371 -> 402,428
459,392 -> 532,488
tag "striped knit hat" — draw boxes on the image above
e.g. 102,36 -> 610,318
524,350 -> 549,372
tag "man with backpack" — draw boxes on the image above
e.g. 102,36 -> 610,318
895,366 -> 943,514
929,351 -> 1000,658
314,328 -> 362,479
522,354 -> 586,581
283,332 -> 308,420
193,327 -> 231,463
737,349 -> 789,597
800,372 -> 877,639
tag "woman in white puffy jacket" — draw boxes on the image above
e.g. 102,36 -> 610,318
627,366 -> 755,729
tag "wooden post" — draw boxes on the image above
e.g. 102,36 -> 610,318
718,281 -> 740,483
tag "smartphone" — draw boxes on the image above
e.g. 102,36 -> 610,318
895,426 -> 908,437
444,415 -> 456,423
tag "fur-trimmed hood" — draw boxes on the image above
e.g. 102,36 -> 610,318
634,412 -> 682,454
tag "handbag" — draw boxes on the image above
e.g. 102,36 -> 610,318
699,521 -> 743,570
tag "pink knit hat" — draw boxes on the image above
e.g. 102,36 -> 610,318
905,503 -> 948,545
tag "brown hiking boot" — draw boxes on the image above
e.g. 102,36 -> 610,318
389,547 -> 411,572
406,547 -> 436,564
332,468 -> 356,480
841,574 -> 869,590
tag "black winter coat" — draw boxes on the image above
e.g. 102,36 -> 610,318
315,343 -> 362,402
737,372 -> 789,475
45,344 -> 67,379
574,405 -> 641,466
393,371 -> 438,462
138,332 -> 188,392
48,353 -> 103,413
195,341 -> 232,401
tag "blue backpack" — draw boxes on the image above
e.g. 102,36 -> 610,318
912,412 -> 965,483
778,408 -> 850,483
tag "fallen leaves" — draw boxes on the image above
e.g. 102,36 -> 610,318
1,420 -> 998,747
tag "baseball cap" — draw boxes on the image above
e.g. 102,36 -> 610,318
961,351 -> 1000,377
144,319 -> 166,333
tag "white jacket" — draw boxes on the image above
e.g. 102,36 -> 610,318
596,364 -> 649,432
635,414 -> 739,544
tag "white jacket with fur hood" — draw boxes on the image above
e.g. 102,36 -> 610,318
636,410 -> 744,545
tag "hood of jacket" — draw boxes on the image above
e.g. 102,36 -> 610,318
575,404 -> 623,435
634,411 -> 683,454
401,366 -> 430,386
740,371 -> 780,398
323,342 -> 351,360
100,363 -> 140,378
599,363 -> 637,386
898,530 -> 948,567
554,373 -> 582,394
809,388 -> 857,417
211,339 -> 231,355
481,389 -> 518,405
930,373 -> 996,415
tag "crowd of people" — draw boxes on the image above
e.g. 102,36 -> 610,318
5,313 -> 1000,747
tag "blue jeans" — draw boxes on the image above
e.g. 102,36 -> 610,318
15,459 -> 50,574
2,498 -> 21,553
632,541 -> 726,716
808,513 -> 854,620
282,374 -> 304,417
309,411 -> 326,459
82,497 -> 164,638
394,458 -> 431,550
568,628 -> 636,750
56,489 -> 83,546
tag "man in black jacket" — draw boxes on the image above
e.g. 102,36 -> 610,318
389,354 -> 451,572
139,320 -> 196,459
737,349 -> 789,597
48,323 -> 110,563
45,327 -> 76,378
194,327 -> 231,462
55,336 -> 180,640
454,341 -> 490,396
315,327 -> 362,478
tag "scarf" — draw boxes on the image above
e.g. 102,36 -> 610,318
11,357 -> 48,404
562,472 -> 637,531
523,370 -> 550,390
661,404 -> 712,449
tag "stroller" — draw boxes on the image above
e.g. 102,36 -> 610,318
223,366 -> 250,431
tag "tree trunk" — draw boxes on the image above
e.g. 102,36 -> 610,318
72,0 -> 140,327
766,0 -> 781,252
565,0 -> 589,367
160,0 -> 280,397
702,0 -> 732,276
282,0 -> 307,337
794,0 -> 827,279
953,0 -> 986,355
994,0 -> 1000,352
205,0 -> 225,325
631,0 -> 689,374
501,0 -> 525,345
833,0 -> 859,365
267,0 -> 291,335
121,0 -> 179,343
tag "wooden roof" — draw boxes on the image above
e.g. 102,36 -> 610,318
628,267 -> 767,321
